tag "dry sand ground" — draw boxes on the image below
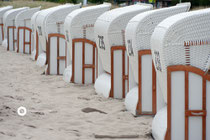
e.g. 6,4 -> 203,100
0,46 -> 153,140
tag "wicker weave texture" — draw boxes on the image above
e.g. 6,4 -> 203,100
3,7 -> 29,38
36,4 -> 80,52
15,7 -> 40,29
151,8 -> 210,103
94,3 -> 153,73
125,3 -> 190,83
0,6 -> 13,24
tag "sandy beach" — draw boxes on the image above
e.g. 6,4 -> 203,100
0,46 -> 153,140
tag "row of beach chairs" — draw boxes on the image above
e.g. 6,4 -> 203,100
0,3 -> 209,140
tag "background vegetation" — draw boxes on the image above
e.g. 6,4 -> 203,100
172,0 -> 210,7
0,0 -> 210,9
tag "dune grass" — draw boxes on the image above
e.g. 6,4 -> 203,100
0,0 -> 60,9
0,0 -> 120,9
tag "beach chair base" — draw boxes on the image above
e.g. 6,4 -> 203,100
36,53 -> 46,67
2,39 -> 7,48
95,73 -> 111,98
152,106 -> 167,140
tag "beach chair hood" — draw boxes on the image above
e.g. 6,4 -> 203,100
125,3 -> 190,84
15,7 -> 41,29
31,11 -> 41,35
151,8 -> 210,103
64,3 -> 111,62
0,6 -> 13,24
0,6 -> 13,45
36,4 -> 81,52
3,7 -> 29,38
63,3 -> 111,83
94,3 -> 153,73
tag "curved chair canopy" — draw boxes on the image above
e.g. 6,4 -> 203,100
125,3 -> 190,84
151,8 -> 210,103
94,3 -> 153,73
3,7 -> 29,38
36,4 -> 81,52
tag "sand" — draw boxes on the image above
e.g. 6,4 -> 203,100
0,46 -> 153,140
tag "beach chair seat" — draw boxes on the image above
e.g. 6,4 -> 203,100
31,11 -> 41,60
16,7 -> 40,54
36,4 -> 81,75
94,3 -> 153,99
151,8 -> 210,140
0,6 -> 13,45
124,3 -> 191,116
63,3 -> 111,84
3,7 -> 29,51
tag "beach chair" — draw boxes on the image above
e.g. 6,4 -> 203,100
63,3 -> 111,84
16,7 -> 40,54
31,11 -> 41,60
94,3 -> 153,99
151,8 -> 210,140
3,7 -> 29,51
124,3 -> 191,116
36,4 -> 81,75
0,6 -> 13,45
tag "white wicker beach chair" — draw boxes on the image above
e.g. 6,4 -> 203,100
36,4 -> 81,75
94,3 -> 153,99
63,3 -> 111,84
124,3 -> 191,116
31,11 -> 41,60
3,7 -> 29,51
0,6 -> 13,45
15,7 -> 40,54
151,8 -> 210,140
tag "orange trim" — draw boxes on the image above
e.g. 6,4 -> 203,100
166,65 -> 210,140
7,26 -> 16,51
0,23 -> 4,40
46,33 -> 66,75
110,46 -> 128,98
136,50 -> 156,115
35,31 -> 39,60
17,26 -> 32,54
71,38 -> 97,84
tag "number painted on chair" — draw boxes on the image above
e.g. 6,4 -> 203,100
98,35 -> 105,50
127,39 -> 134,56
154,50 -> 162,72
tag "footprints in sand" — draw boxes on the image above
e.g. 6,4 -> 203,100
0,105 -> 16,117
0,131 -> 16,137
4,95 -> 24,101
31,111 -> 45,115
31,97 -> 41,103
82,107 -> 107,114
24,124 -> 37,128
77,97 -> 90,101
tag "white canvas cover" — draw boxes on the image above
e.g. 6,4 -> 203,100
36,4 -> 81,75
63,3 -> 111,84
2,7 -> 29,51
0,6 -> 13,45
124,3 -> 190,116
151,8 -> 210,140
31,11 -> 41,60
94,3 -> 153,99
16,7 -> 40,53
